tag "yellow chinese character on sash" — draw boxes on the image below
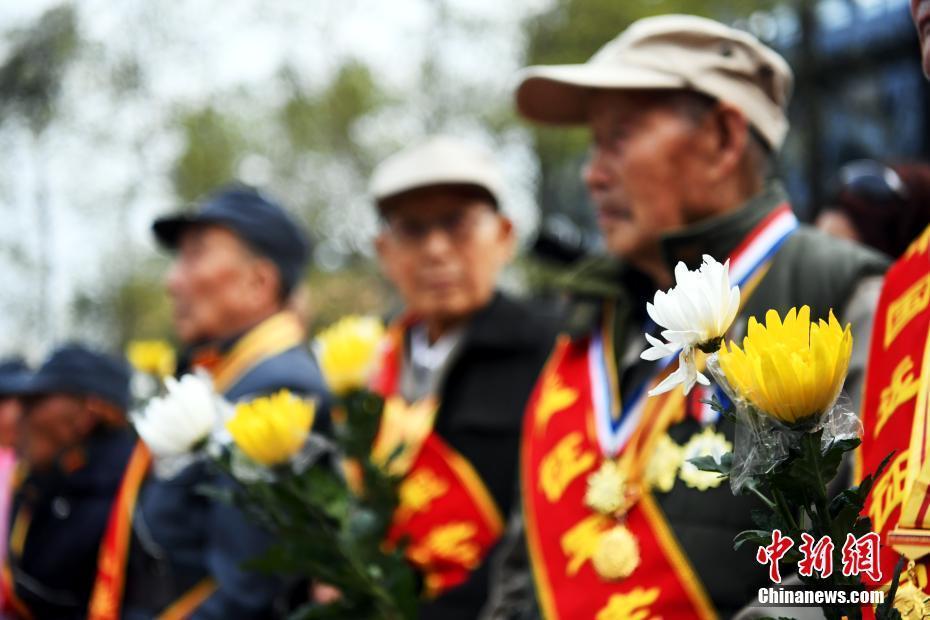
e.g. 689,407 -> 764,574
905,226 -> 930,259
535,372 -> 578,434
870,451 -> 910,533
886,275 -> 930,349
596,587 -> 661,620
397,468 -> 449,521
561,514 -> 611,576
876,356 -> 920,437
540,432 -> 597,503
409,522 -> 480,569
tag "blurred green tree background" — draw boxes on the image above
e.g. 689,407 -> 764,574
0,0 -> 910,358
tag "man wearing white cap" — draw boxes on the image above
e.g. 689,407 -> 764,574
483,14 -> 887,619
363,137 -> 556,619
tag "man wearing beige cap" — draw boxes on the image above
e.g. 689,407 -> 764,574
483,14 -> 887,619
365,136 -> 556,619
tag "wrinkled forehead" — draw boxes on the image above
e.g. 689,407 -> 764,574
586,88 -> 712,128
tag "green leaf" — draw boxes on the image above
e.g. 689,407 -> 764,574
734,529 -> 774,550
688,452 -> 732,476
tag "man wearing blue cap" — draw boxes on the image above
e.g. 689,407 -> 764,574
90,184 -> 329,619
2,345 -> 134,620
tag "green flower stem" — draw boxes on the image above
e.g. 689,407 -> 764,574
801,433 -> 835,540
771,486 -> 801,533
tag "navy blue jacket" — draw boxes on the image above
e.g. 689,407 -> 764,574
123,342 -> 329,620
8,427 -> 135,619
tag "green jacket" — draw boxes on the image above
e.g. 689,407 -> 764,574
482,183 -> 889,620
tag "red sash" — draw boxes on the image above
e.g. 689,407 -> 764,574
522,335 -> 717,619
88,311 -> 306,619
87,442 -> 152,620
372,321 -> 505,597
858,226 -> 930,588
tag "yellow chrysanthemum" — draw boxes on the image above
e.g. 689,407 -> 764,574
226,391 -> 315,466
592,525 -> 641,580
126,340 -> 176,378
315,316 -> 386,395
584,460 -> 626,516
717,306 -> 853,426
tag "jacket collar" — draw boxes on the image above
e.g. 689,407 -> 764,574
660,181 -> 789,271
559,182 -> 791,339
398,292 -> 542,355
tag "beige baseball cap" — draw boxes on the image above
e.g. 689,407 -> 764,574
515,14 -> 794,150
370,136 -> 505,208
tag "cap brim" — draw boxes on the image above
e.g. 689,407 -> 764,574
151,213 -> 222,250
515,63 -> 687,125
0,372 -> 33,397
7,373 -> 57,398
152,214 -> 197,249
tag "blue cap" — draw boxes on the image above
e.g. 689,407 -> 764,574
0,358 -> 30,396
152,185 -> 311,295
17,344 -> 131,412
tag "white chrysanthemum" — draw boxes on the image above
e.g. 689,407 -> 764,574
132,373 -> 222,458
642,255 -> 740,396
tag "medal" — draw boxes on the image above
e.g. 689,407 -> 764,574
644,433 -> 682,493
584,459 -> 642,581
592,524 -> 641,581
678,426 -> 731,490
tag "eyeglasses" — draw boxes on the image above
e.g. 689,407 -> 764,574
837,160 -> 909,205
382,206 -> 494,246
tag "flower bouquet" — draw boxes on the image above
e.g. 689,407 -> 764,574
130,317 -> 419,620
639,256 -> 902,620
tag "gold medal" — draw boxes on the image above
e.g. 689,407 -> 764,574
584,460 -> 628,515
892,580 -> 930,620
644,433 -> 682,493
678,426 -> 732,490
592,524 -> 640,581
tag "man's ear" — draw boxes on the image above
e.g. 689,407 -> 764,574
497,215 -> 517,262
374,231 -> 399,284
705,102 -> 751,182
251,257 -> 283,306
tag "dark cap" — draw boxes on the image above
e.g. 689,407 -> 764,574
17,344 -> 131,412
152,185 -> 311,295
0,358 -> 30,397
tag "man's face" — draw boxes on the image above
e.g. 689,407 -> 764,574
166,225 -> 273,344
23,394 -> 84,470
913,0 -> 930,77
583,90 -> 711,260
0,397 -> 21,450
376,188 -> 514,324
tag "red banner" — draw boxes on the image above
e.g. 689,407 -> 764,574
859,225 -> 930,588
373,320 -> 505,597
522,336 -> 717,619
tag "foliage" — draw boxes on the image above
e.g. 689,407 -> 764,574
212,389 -> 418,620
693,398 -> 900,620
0,5 -> 79,134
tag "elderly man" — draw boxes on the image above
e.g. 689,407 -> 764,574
364,136 -> 556,619
3,346 -> 134,620
483,15 -> 888,619
88,186 -> 329,619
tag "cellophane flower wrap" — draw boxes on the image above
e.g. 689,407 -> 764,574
707,305 -> 861,493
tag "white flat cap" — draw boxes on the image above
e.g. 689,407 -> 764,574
370,136 -> 505,207
515,14 -> 794,150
